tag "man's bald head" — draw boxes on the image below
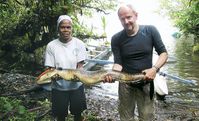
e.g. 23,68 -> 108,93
118,4 -> 137,16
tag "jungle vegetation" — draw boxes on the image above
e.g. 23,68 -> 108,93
0,0 -> 198,120
0,0 -> 116,119
0,0 -> 116,73
159,0 -> 199,54
0,0 -> 198,72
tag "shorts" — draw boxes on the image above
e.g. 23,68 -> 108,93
51,85 -> 87,117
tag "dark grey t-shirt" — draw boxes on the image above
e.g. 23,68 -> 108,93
111,25 -> 167,74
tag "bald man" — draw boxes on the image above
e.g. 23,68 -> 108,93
105,4 -> 168,121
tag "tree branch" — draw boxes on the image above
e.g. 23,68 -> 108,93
73,3 -> 110,14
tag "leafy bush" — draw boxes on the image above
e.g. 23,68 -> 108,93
0,97 -> 36,120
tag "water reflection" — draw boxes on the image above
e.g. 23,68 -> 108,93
163,36 -> 199,107
167,36 -> 199,84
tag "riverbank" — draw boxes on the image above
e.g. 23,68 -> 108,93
0,72 -> 119,120
0,73 -> 199,121
86,85 -> 199,121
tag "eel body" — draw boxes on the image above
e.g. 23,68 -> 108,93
36,69 -> 145,85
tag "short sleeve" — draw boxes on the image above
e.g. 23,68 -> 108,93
150,25 -> 167,55
76,40 -> 87,62
44,44 -> 55,67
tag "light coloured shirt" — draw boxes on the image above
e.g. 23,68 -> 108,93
44,37 -> 87,91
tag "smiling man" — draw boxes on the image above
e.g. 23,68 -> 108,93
104,4 -> 168,121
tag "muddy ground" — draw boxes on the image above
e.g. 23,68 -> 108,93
0,73 -> 199,121
86,84 -> 199,121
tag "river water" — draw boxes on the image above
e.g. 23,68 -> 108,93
90,15 -> 199,100
88,32 -> 199,120
88,13 -> 199,121
86,1 -> 199,120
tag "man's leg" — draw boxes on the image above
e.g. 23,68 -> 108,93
119,83 -> 136,121
137,84 -> 155,121
52,89 -> 69,121
70,85 -> 87,121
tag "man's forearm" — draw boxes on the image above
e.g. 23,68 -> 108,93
153,52 -> 168,70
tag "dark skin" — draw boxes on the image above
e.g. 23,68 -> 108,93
58,19 -> 72,43
50,19 -> 85,121
47,19 -> 85,77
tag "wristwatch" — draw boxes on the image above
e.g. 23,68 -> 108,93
153,65 -> 160,72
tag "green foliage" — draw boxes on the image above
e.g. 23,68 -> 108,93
37,98 -> 51,109
193,43 -> 199,54
0,97 -> 104,120
0,0 -> 116,73
0,97 -> 36,120
159,0 -> 199,36
159,0 -> 199,54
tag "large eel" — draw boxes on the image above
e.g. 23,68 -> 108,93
36,69 -> 145,85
